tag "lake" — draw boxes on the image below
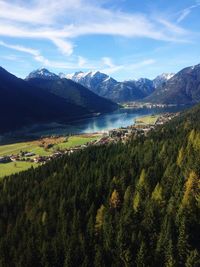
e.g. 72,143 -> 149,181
27,106 -> 187,137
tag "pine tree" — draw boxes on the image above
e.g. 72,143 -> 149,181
136,241 -> 147,267
94,245 -> 106,267
177,218 -> 188,265
186,250 -> 200,267
165,239 -> 176,267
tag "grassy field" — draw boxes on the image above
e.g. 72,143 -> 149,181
135,115 -> 159,125
0,134 -> 101,179
0,161 -> 38,178
55,135 -> 99,150
0,134 -> 100,157
0,142 -> 51,157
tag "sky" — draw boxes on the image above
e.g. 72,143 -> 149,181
0,0 -> 200,81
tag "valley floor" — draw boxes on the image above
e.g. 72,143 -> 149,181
0,134 -> 101,178
0,112 -> 178,179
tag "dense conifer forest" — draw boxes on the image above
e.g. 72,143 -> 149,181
0,105 -> 200,267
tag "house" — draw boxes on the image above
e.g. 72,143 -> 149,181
10,155 -> 20,162
33,156 -> 47,163
24,152 -> 35,157
0,156 -> 11,163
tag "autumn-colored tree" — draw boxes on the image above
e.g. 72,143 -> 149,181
95,205 -> 105,234
177,147 -> 184,167
182,171 -> 199,207
110,189 -> 121,209
151,182 -> 163,202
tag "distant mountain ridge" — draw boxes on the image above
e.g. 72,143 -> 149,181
26,63 -> 200,106
63,71 -> 174,102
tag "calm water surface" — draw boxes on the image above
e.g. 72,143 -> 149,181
30,106 -> 187,137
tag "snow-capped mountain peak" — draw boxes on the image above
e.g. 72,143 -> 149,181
153,73 -> 175,88
26,68 -> 59,80
63,70 -> 109,83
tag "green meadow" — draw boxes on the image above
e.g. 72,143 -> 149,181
0,161 -> 38,178
135,114 -> 159,125
0,134 -> 101,178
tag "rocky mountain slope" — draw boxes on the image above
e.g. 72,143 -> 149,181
26,69 -> 118,114
153,73 -> 174,88
146,64 -> 200,104
64,71 -> 173,103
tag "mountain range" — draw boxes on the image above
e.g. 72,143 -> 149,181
64,63 -> 200,105
63,71 -> 174,103
0,67 -> 118,133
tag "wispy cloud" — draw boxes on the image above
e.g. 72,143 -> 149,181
177,2 -> 200,23
0,0 -> 191,53
0,41 -> 39,56
0,40 -> 49,65
101,58 -> 156,75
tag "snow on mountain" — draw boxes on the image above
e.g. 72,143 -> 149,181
153,73 -> 175,88
135,78 -> 154,95
63,71 -> 156,102
25,68 -> 178,103
26,68 -> 59,80
64,71 -> 111,89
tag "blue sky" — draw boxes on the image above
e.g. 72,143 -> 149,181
0,0 -> 200,81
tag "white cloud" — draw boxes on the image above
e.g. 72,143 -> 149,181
0,0 -> 191,52
78,56 -> 87,67
51,38 -> 74,56
102,57 -> 115,68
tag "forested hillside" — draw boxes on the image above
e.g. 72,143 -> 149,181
0,105 -> 200,267
0,67 -> 89,133
0,67 -> 117,134
27,77 -> 118,114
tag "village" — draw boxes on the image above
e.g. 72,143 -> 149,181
0,113 -> 179,175
0,136 -> 98,165
123,102 -> 177,109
